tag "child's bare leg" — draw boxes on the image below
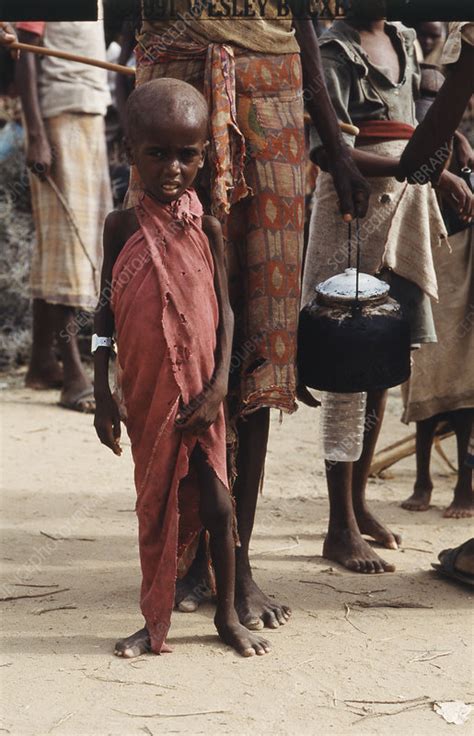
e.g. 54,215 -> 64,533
233,408 -> 291,630
323,460 -> 395,573
444,409 -> 474,518
402,416 -> 438,511
194,445 -> 270,657
175,532 -> 212,612
54,305 -> 94,411
25,299 -> 63,389
352,389 -> 401,549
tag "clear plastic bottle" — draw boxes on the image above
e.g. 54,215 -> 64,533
320,391 -> 367,462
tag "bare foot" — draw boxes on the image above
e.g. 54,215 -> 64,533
355,506 -> 401,549
443,501 -> 473,518
215,613 -> 271,657
443,482 -> 473,518
59,378 -> 95,413
114,627 -> 172,658
323,527 -> 396,573
25,359 -> 63,390
235,571 -> 291,630
401,483 -> 433,512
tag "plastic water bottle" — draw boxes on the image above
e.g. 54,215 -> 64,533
320,391 -> 367,462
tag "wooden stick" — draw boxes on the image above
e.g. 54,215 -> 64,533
12,41 -> 358,138
10,40 -> 135,77
369,429 -> 454,476
304,111 -> 359,137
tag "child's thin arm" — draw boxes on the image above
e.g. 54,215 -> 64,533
203,215 -> 234,394
175,216 -> 234,434
93,212 -> 123,456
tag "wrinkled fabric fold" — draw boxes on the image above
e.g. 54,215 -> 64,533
133,39 -> 249,221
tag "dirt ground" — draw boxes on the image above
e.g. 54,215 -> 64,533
1,370 -> 472,736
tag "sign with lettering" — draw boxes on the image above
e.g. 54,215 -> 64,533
0,0 -> 472,21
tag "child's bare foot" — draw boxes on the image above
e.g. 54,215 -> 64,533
323,527 -> 396,573
402,485 -> 433,512
235,570 -> 291,630
114,627 -> 173,658
215,613 -> 271,657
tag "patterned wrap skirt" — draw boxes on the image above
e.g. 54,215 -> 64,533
129,41 -> 306,419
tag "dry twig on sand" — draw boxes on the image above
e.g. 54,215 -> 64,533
343,603 -> 366,634
112,709 -> 230,719
34,606 -> 77,615
48,712 -> 74,733
87,675 -> 175,690
344,696 -> 432,724
0,588 -> 69,602
353,600 -> 433,609
12,583 -> 59,588
40,531 -> 61,541
408,651 -> 453,663
299,580 -> 387,595
40,531 -> 95,542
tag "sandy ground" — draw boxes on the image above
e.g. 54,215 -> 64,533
1,371 -> 473,736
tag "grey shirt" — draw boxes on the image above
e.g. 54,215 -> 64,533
311,20 -> 420,151
38,22 -> 111,119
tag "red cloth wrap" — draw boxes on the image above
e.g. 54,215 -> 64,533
111,190 -> 228,653
16,22 -> 46,35
356,120 -> 415,146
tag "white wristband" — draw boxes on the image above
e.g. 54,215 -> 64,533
91,334 -> 113,354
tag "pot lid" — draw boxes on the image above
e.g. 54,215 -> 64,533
315,268 -> 389,305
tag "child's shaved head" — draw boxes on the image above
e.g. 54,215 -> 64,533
125,78 -> 209,144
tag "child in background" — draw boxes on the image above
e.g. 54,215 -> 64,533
401,28 -> 473,519
93,78 -> 270,659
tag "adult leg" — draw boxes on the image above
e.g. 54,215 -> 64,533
25,298 -> 63,389
194,445 -> 270,656
323,458 -> 395,574
53,304 -> 94,412
233,408 -> 291,629
352,389 -> 401,549
444,409 -> 473,518
402,415 -> 438,511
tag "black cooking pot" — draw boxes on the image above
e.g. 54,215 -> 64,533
298,268 -> 411,393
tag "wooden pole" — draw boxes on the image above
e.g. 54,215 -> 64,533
10,40 -> 136,76
11,40 -> 359,138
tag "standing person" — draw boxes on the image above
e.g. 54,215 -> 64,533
401,35 -> 474,520
121,1 -> 370,628
94,78 -> 270,658
398,22 -> 474,185
301,1 -> 470,573
15,18 -> 112,411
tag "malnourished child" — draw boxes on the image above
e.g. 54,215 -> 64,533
93,78 -> 270,658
